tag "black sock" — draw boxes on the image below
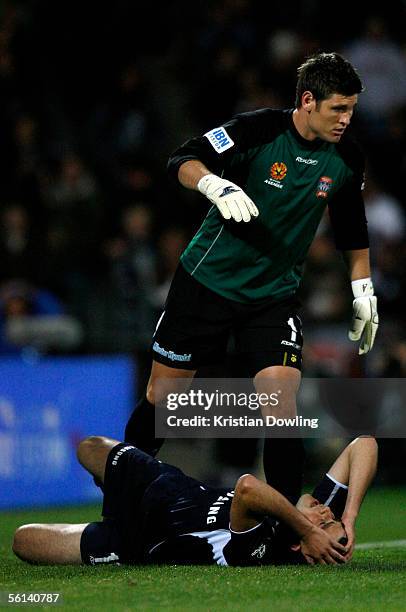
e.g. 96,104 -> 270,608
263,437 -> 305,505
124,395 -> 165,457
93,475 -> 104,492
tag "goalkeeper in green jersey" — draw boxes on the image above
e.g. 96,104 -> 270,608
124,52 -> 379,503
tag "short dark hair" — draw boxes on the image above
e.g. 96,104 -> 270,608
295,52 -> 363,108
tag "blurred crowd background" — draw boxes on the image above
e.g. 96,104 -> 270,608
1,0 -> 406,483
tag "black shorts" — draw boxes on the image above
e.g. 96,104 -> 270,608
152,264 -> 303,375
81,443 -> 186,564
80,443 -> 232,565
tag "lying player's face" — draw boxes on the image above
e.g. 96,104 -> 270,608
300,502 -> 347,544
300,502 -> 335,527
322,520 -> 348,546
310,93 -> 358,143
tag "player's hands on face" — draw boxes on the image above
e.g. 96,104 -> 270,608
197,174 -> 259,223
342,516 -> 356,561
300,525 -> 347,566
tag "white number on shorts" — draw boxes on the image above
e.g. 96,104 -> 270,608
287,317 -> 298,342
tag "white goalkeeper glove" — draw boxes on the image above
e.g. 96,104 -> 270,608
348,278 -> 379,355
197,174 -> 259,223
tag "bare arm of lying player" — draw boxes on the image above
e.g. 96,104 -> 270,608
292,437 -> 378,561
327,437 -> 378,560
230,474 -> 347,565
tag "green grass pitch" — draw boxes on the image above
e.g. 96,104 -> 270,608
1,487 -> 405,611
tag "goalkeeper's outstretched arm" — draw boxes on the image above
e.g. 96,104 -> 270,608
178,159 -> 259,223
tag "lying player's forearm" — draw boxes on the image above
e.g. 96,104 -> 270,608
178,160 -> 211,190
235,475 -> 314,539
343,438 -> 378,520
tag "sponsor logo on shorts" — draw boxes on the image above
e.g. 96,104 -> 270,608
316,176 -> 333,198
204,127 -> 235,153
281,339 -> 301,350
89,552 -> 120,565
153,341 -> 192,362
264,162 -> 287,189
296,155 -> 318,165
251,543 -> 267,559
112,445 -> 135,466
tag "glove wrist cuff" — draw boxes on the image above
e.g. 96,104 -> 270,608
197,174 -> 218,195
351,277 -> 374,298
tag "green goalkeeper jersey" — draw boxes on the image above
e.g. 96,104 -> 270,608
168,109 -> 368,303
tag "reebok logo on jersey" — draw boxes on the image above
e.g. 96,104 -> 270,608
251,543 -> 267,559
281,339 -> 301,350
204,127 -> 235,153
296,156 -> 318,165
219,186 -> 239,198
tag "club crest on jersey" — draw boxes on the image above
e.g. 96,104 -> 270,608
270,162 -> 287,180
316,176 -> 333,198
264,162 -> 287,189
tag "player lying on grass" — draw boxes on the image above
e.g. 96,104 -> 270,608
13,437 -> 377,567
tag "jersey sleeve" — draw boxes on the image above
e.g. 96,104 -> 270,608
222,518 -> 277,566
167,109 -> 285,181
328,138 -> 369,251
311,474 -> 348,520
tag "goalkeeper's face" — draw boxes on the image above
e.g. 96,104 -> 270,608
308,93 -> 358,143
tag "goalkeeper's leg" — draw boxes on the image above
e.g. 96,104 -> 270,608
263,437 -> 305,504
124,360 -> 196,456
254,365 -> 305,504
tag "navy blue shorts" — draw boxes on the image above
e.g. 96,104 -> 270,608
80,443 -> 186,564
